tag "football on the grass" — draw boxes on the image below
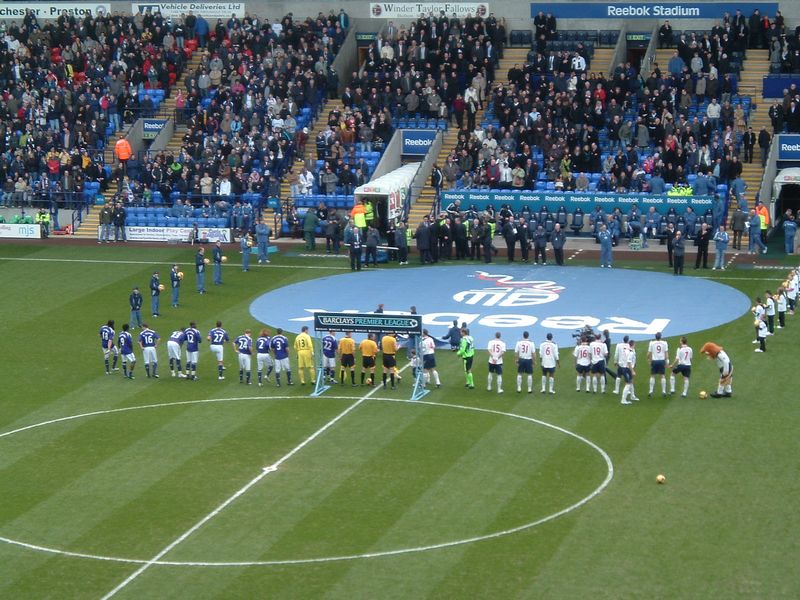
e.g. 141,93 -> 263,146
699,390 -> 708,399
656,474 -> 666,484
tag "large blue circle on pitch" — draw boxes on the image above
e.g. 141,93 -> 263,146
249,266 -> 751,347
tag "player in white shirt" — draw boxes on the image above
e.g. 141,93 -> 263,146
764,291 -> 776,333
647,332 -> 669,397
514,331 -> 535,394
538,333 -> 559,394
776,288 -> 788,328
612,335 -> 630,394
421,329 -> 441,388
487,332 -> 507,393
786,269 -> 798,313
751,299 -> 765,344
755,317 -> 768,352
669,336 -> 693,397
619,339 -> 639,405
701,342 -> 733,397
573,337 -> 591,392
589,335 -> 609,393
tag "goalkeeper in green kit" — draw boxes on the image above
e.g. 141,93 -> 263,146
457,328 -> 475,389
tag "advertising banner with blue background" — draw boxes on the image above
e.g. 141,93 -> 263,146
402,130 -> 437,155
530,3 -> 779,19
142,119 -> 167,140
440,190 -> 713,213
778,135 -> 800,161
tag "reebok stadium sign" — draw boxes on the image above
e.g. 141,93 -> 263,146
530,2 -> 779,19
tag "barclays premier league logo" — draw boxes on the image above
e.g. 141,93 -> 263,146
250,266 -> 751,347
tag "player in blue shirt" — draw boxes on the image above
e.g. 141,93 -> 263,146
256,328 -> 274,386
270,328 -> 292,386
149,271 -> 161,317
184,321 -> 202,380
138,324 -> 160,378
212,241 -> 223,285
170,264 -> 181,307
118,323 -> 136,379
100,319 -> 119,374
207,321 -> 230,380
167,328 -> 187,378
322,331 -> 338,384
234,329 -> 253,384
129,287 -> 143,329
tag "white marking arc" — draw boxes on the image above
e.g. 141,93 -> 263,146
0,395 -> 613,568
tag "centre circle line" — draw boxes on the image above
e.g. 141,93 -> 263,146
0,389 -> 613,570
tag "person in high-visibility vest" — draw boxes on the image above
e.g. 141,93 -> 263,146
755,201 -> 770,247
351,200 -> 367,232
114,134 -> 133,180
363,200 -> 375,228
35,208 -> 50,237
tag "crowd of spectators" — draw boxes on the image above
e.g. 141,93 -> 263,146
427,10 -> 772,211
0,8 -> 190,208
126,10 -> 349,230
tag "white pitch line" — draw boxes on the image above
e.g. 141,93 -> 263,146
99,367 -> 409,599
0,390 -> 613,568
0,256 -> 348,270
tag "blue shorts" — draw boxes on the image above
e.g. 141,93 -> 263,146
590,360 -> 605,374
651,360 -> 666,375
576,364 -> 590,375
488,363 -> 503,374
618,367 -> 633,383
423,354 -> 436,370
517,358 -> 533,374
542,366 -> 555,375
672,364 -> 691,377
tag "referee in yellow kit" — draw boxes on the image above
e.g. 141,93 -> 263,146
381,332 -> 398,389
294,325 -> 316,385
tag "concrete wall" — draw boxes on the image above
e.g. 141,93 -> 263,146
147,118 -> 176,153
370,131 -> 404,179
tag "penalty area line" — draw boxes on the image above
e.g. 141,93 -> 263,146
0,256 -> 348,271
99,365 -> 409,599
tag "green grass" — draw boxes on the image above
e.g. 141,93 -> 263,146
0,242 -> 799,599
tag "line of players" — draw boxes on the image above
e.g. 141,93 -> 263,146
99,319 -> 739,402
750,269 -> 797,352
99,320 -> 300,385
476,328 -> 698,404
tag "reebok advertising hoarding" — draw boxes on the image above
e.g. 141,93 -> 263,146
131,2 -> 246,19
401,130 -> 437,155
370,3 -> 489,19
0,3 -> 110,19
142,119 -> 167,140
778,135 -> 800,161
529,2 -> 780,19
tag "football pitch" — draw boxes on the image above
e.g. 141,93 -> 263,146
0,242 -> 798,599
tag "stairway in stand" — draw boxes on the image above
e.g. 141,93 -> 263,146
737,48 -> 771,218
408,44 -> 619,227
73,52 -> 203,239
276,99 -> 344,233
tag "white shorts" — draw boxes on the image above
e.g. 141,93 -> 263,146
238,353 -> 252,370
210,344 -> 224,362
257,353 -> 273,371
142,347 -> 157,364
323,356 -> 336,369
167,341 -> 181,360
123,352 -> 136,363
274,357 -> 291,372
103,346 -> 119,359
186,351 -> 199,364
